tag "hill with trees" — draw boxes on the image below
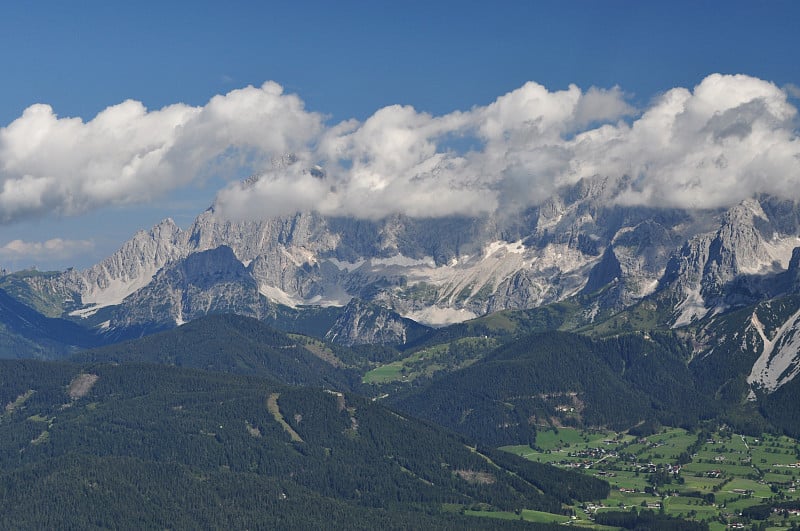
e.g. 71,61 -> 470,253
0,358 -> 606,529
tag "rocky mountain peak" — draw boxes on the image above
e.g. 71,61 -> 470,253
107,245 -> 265,331
324,298 -> 430,346
20,170 -> 797,343
658,198 -> 800,327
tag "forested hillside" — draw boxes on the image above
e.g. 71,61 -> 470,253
72,314 -> 360,390
0,359 -> 606,529
391,331 -> 720,445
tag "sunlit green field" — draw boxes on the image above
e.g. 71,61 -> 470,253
362,337 -> 497,383
495,425 -> 800,529
362,360 -> 405,383
464,509 -> 572,524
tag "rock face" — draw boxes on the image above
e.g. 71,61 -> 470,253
19,171 -> 800,356
784,248 -> 800,291
691,292 -> 800,399
581,247 -> 623,296
746,304 -> 800,393
324,298 -> 431,346
659,199 -> 800,326
64,218 -> 187,311
107,246 -> 269,330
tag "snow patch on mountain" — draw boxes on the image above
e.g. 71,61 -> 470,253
370,255 -> 437,268
259,284 -> 303,308
258,283 -> 349,308
637,278 -> 661,299
673,288 -> 708,328
326,258 -> 366,272
407,306 -> 478,327
69,305 -> 101,318
80,266 -> 160,309
483,240 -> 526,258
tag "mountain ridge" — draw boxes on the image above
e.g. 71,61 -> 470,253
5,176 -> 800,400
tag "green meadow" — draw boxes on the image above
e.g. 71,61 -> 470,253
498,425 -> 800,529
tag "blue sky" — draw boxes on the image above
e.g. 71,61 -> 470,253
1,0 -> 799,271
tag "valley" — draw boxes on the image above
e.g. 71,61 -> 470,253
499,426 -> 800,530
3,138 -> 800,531
2,4 -> 798,528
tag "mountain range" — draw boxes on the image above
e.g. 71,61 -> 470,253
5,169 -> 800,530
3,171 -> 800,414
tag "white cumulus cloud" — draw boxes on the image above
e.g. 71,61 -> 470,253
2,74 -> 799,225
217,81 -> 640,219
0,82 -> 323,224
217,74 -> 800,219
602,74 -> 800,208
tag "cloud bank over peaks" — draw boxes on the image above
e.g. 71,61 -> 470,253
216,74 -> 800,220
216,82 -> 638,219
1,74 -> 798,226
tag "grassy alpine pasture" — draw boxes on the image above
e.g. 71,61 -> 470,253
499,426 -> 800,529
463,509 -> 573,525
362,360 -> 406,383
362,336 -> 497,384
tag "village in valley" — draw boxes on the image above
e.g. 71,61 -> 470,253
487,426 -> 800,529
